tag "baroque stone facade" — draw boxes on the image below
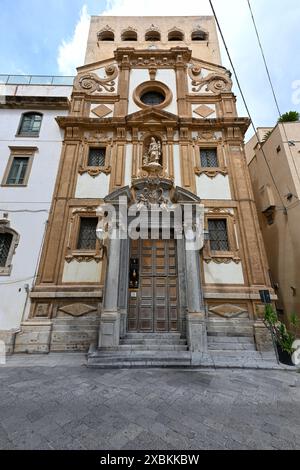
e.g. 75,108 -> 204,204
14,16 -> 274,358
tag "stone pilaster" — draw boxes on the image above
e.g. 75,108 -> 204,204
185,239 -> 207,353
98,229 -> 121,348
254,320 -> 275,352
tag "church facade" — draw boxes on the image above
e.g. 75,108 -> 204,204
14,16 -> 275,363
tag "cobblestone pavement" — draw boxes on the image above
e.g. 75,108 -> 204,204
0,354 -> 299,450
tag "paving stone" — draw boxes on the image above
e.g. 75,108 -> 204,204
0,356 -> 299,450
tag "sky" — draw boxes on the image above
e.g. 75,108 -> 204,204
1,0 -> 300,137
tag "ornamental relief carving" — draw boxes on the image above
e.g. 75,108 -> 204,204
71,207 -> 98,217
188,65 -> 232,94
206,207 -> 235,218
204,255 -> 241,265
74,64 -> 119,94
146,24 -> 160,33
193,131 -> 223,142
194,167 -> 228,178
58,303 -> 97,317
83,131 -> 112,143
65,253 -> 103,264
78,166 -> 111,177
131,56 -> 177,67
121,26 -> 137,33
97,25 -> 114,38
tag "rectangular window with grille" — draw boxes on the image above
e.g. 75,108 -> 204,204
6,157 -> 29,185
88,148 -> 106,167
200,148 -> 218,168
0,233 -> 13,267
208,219 -> 229,251
77,217 -> 98,250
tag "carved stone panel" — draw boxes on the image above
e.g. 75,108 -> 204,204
58,303 -> 97,317
209,304 -> 248,318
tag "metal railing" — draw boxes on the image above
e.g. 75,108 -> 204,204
0,74 -> 75,86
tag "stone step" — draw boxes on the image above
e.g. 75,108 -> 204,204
207,336 -> 254,344
209,350 -> 263,358
120,338 -> 187,345
117,344 -> 188,351
208,342 -> 256,351
88,349 -> 191,368
207,328 -> 254,337
125,333 -> 182,340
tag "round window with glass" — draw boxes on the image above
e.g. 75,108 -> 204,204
133,81 -> 173,110
140,90 -> 165,106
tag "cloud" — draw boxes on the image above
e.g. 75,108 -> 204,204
102,0 -> 212,16
56,0 -> 300,134
57,5 -> 90,75
57,0 -> 244,75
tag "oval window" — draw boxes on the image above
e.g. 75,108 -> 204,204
140,91 -> 165,106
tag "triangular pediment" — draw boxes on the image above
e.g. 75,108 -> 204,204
104,186 -> 131,204
126,108 -> 178,125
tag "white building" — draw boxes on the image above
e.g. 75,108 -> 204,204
0,75 -> 73,353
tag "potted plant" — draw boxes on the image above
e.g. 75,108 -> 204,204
263,305 -> 298,366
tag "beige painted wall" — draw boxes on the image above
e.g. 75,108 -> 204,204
62,260 -> 102,283
75,172 -> 110,199
246,122 -> 300,324
204,261 -> 244,285
85,16 -> 221,66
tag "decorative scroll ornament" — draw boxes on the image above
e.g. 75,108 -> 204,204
74,65 -> 118,94
188,65 -> 232,94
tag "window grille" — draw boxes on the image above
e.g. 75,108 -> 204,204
200,148 -> 218,168
0,233 -> 13,267
88,148 -> 106,167
208,219 -> 229,251
77,218 -> 98,250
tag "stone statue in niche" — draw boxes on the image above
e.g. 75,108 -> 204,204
142,137 -> 162,176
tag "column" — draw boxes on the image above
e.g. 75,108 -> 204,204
184,233 -> 207,353
98,228 -> 121,348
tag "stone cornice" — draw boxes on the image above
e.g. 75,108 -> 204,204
0,95 -> 70,110
56,115 -> 250,135
114,47 -> 192,67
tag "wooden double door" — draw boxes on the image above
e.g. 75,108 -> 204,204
128,237 -> 179,332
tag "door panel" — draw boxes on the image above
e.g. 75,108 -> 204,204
128,237 -> 179,332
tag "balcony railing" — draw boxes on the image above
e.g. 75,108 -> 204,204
0,74 -> 75,86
